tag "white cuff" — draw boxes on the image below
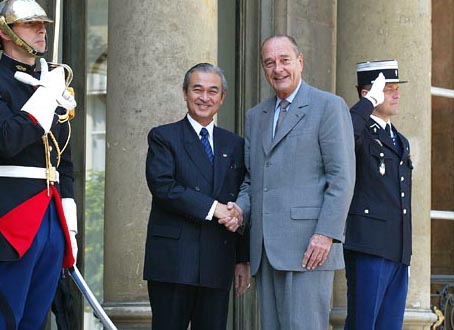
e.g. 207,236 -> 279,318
206,200 -> 218,221
62,198 -> 78,233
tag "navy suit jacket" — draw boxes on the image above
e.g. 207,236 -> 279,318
344,98 -> 413,265
143,117 -> 248,290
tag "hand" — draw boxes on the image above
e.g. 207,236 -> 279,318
215,203 -> 243,232
364,72 -> 385,107
234,262 -> 251,296
57,89 -> 77,111
227,202 -> 243,227
16,58 -> 67,133
15,58 -> 66,92
302,234 -> 333,270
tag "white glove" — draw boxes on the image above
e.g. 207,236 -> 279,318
15,58 -> 66,133
62,198 -> 78,265
58,89 -> 77,110
364,72 -> 385,107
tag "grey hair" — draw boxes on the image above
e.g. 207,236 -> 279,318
260,34 -> 300,60
183,63 -> 228,93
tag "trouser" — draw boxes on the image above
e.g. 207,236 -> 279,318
148,280 -> 230,330
344,250 -> 408,330
256,248 -> 334,330
0,200 -> 65,330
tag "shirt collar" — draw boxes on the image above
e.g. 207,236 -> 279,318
370,114 -> 391,130
275,79 -> 302,110
186,113 -> 215,137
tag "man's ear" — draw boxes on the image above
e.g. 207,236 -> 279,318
0,29 -> 9,41
361,89 -> 369,97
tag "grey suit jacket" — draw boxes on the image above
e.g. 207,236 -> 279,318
237,80 -> 355,275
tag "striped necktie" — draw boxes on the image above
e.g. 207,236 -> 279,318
200,128 -> 214,164
275,99 -> 290,135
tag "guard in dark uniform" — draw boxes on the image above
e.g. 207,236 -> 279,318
0,1 -> 77,328
344,60 -> 412,330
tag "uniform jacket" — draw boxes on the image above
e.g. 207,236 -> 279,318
344,98 -> 413,265
143,117 -> 248,290
0,55 -> 74,262
236,80 -> 356,275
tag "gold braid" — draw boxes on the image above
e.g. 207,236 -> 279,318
41,134 -> 52,196
39,63 -> 75,194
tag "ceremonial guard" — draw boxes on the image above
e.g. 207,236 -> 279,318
0,0 -> 77,328
344,60 -> 412,330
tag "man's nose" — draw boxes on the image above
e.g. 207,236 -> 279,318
37,23 -> 46,33
200,92 -> 209,101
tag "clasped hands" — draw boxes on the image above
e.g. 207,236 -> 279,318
215,202 -> 243,232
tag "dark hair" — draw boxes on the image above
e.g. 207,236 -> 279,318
356,84 -> 372,99
183,63 -> 228,93
260,34 -> 300,60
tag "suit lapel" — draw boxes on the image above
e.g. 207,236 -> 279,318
261,97 -> 276,155
212,127 -> 232,197
182,118 -> 213,183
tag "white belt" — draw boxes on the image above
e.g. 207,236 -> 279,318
0,165 -> 59,183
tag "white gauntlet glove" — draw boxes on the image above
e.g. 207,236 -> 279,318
62,198 -> 78,265
364,72 -> 386,107
15,58 -> 67,133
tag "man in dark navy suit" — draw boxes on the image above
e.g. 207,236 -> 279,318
144,63 -> 250,330
344,60 -> 412,330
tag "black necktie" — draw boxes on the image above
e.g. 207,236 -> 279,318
275,99 -> 290,135
385,124 -> 395,145
386,123 -> 401,153
200,128 -> 214,164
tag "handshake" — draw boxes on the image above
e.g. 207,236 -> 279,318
214,202 -> 243,233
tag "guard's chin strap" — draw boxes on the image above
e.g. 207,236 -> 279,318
0,16 -> 45,57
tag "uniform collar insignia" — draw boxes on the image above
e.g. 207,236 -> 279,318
15,65 -> 27,72
369,122 -> 380,133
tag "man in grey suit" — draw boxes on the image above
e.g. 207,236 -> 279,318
233,35 -> 356,329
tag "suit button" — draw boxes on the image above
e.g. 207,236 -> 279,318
400,161 -> 404,166
195,186 -> 200,191
379,152 -> 384,157
364,209 -> 369,214
229,193 -> 235,197
265,162 -> 271,167
264,188 -> 268,192
401,176 -> 405,182
403,209 -> 407,215
401,192 -> 405,198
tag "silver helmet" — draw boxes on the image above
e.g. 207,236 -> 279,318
0,0 -> 52,24
0,0 -> 52,56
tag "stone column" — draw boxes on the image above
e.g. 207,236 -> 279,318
103,1 -> 217,328
333,1 -> 436,329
